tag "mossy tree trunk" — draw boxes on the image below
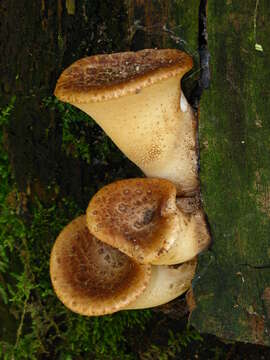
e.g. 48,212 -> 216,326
190,0 -> 270,346
1,0 -> 270,349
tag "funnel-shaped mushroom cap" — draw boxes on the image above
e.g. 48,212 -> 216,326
86,178 -> 210,265
54,49 -> 198,195
125,258 -> 197,310
50,216 -> 151,316
54,49 -> 192,102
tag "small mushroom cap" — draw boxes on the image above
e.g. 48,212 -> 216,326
86,178 -> 179,264
50,215 -> 151,316
54,49 -> 193,103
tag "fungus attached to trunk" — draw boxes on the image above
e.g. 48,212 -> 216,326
86,178 -> 210,265
54,49 -> 198,195
50,215 -> 197,315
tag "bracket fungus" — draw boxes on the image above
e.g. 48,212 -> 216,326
86,178 -> 210,265
50,215 -> 197,315
51,48 -> 211,316
54,49 -> 199,195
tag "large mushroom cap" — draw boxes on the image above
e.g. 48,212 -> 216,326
50,216 -> 151,316
54,49 -> 193,103
86,178 -> 179,264
54,49 -> 198,196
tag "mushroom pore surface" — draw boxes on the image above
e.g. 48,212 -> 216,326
50,216 -> 151,316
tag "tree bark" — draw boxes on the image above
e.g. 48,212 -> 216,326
190,0 -> 270,346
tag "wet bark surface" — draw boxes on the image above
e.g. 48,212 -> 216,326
1,0 -> 270,349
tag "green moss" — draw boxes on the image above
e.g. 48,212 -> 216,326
140,327 -> 203,360
0,188 -> 150,359
43,97 -> 124,167
0,98 -> 207,360
0,99 -> 152,359
190,0 -> 270,345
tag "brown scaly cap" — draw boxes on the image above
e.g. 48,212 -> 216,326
86,178 -> 179,264
50,215 -> 151,316
54,49 -> 193,103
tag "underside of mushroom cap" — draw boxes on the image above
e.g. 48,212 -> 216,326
50,216 -> 151,316
86,178 -> 179,264
125,258 -> 197,310
54,49 -> 193,103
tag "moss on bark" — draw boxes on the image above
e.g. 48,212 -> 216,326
190,0 -> 270,345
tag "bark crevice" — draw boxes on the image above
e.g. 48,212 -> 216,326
190,0 -> 210,110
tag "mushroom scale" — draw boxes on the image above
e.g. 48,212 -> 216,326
54,49 -> 193,102
50,216 -> 151,316
54,49 -> 199,195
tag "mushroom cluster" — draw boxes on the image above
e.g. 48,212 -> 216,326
51,49 -> 210,316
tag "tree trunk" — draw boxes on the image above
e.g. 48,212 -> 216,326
189,0 -> 270,346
